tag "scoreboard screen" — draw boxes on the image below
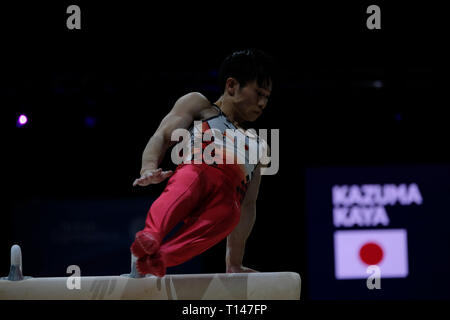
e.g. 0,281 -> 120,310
305,165 -> 450,299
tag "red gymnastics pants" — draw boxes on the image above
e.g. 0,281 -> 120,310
130,163 -> 243,276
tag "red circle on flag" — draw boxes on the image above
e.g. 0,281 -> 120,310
359,242 -> 384,265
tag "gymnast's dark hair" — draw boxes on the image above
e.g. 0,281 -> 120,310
218,48 -> 276,91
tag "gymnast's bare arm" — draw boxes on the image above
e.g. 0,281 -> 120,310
133,92 -> 211,187
225,164 -> 262,273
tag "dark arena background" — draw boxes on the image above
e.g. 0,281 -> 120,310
0,1 -> 448,317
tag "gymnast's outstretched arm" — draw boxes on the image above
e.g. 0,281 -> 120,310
133,92 -> 210,187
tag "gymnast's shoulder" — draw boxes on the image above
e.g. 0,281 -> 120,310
176,92 -> 211,109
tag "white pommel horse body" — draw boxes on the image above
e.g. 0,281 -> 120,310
0,245 -> 301,300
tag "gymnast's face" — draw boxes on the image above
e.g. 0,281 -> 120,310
228,79 -> 272,123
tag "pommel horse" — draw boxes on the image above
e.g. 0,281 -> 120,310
0,245 -> 301,300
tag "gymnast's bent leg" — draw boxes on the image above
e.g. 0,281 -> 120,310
131,164 -> 241,276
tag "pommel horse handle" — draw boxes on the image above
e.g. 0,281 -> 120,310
2,244 -> 24,281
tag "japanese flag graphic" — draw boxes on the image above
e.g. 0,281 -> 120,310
334,229 -> 409,279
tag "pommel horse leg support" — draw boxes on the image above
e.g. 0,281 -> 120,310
0,245 -> 301,300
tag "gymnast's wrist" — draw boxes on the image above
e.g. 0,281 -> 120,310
140,167 -> 157,176
226,264 -> 243,273
226,256 -> 243,269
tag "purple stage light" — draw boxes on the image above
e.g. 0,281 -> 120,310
84,116 -> 97,128
17,114 -> 28,127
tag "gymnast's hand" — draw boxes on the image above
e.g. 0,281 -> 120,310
226,265 -> 259,273
133,168 -> 173,187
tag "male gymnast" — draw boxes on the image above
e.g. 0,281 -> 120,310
131,49 -> 274,277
